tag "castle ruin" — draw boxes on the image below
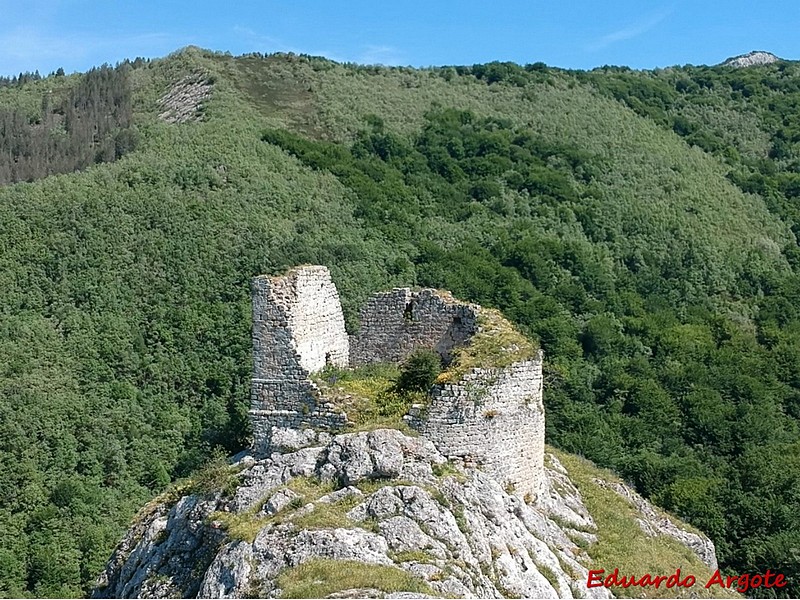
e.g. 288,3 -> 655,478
249,265 -> 546,498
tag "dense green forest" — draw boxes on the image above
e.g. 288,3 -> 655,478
1,47 -> 800,597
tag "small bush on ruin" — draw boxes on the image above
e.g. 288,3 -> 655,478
394,349 -> 442,394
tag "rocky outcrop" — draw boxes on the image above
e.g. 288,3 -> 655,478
158,73 -> 213,123
721,51 -> 781,68
93,429 -> 615,599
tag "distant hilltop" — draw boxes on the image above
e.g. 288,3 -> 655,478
721,50 -> 781,68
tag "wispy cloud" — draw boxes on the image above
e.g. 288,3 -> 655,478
232,27 -> 404,66
587,8 -> 673,52
232,26 -> 290,52
357,45 -> 404,66
0,26 -> 181,74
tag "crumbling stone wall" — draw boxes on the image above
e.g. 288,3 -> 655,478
408,353 -> 545,499
249,266 -> 546,498
250,266 -> 349,453
349,288 -> 479,366
253,266 -> 349,376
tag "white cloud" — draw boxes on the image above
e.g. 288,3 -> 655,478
587,8 -> 673,52
231,27 -> 404,66
231,26 -> 288,51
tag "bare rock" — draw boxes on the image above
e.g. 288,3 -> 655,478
95,429 -> 624,599
318,486 -> 364,505
317,429 -> 443,486
158,73 -> 213,124
268,426 -> 330,453
326,589 -> 383,598
722,50 -> 781,68
263,488 -> 301,515
378,516 -> 447,558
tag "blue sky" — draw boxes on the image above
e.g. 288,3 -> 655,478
1,0 -> 799,76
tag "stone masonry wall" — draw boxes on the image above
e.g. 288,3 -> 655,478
349,288 -> 479,366
250,266 -> 349,453
254,265 -> 349,375
408,351 -> 546,499
250,266 -> 546,498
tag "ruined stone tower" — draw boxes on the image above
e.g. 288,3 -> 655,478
249,266 -> 350,454
250,266 -> 546,498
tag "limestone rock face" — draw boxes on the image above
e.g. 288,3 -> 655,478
158,73 -> 213,123
93,429 -> 617,599
721,50 -> 781,68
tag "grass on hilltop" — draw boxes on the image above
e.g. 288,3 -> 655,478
551,448 -> 737,599
276,559 -> 435,598
438,308 -> 538,383
312,362 -> 423,432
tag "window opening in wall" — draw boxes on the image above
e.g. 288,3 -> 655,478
403,301 -> 414,322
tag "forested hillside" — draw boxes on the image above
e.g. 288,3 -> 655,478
1,47 -> 799,597
0,64 -> 136,184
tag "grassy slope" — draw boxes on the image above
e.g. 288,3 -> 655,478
553,448 -> 737,599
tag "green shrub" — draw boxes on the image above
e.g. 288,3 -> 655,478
394,349 -> 442,393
